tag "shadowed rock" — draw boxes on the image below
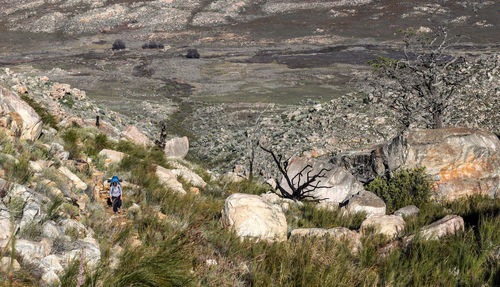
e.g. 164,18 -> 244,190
341,190 -> 386,217
112,39 -> 126,50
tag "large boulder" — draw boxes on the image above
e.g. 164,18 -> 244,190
280,157 -> 364,209
361,215 -> 405,239
290,227 -> 361,253
0,87 -> 42,141
164,137 -> 189,159
334,128 -> 500,201
122,125 -> 151,146
221,193 -> 287,242
342,190 -> 386,217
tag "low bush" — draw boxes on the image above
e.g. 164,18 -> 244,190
365,168 -> 432,213
112,39 -> 126,50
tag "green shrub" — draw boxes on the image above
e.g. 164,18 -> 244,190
365,168 -> 432,213
0,131 -> 15,154
4,152 -> 32,184
62,128 -> 82,159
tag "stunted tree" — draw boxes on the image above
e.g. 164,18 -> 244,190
260,144 -> 331,202
361,27 -> 499,130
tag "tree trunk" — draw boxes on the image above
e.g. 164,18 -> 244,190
432,111 -> 443,129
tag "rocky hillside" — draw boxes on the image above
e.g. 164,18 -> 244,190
0,70 -> 499,286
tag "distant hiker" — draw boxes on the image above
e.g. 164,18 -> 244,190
109,176 -> 122,214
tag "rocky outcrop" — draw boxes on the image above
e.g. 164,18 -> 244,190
280,157 -> 364,209
164,137 -> 189,159
341,190 -> 386,217
361,215 -> 405,239
58,166 -> 88,191
122,125 -> 151,146
290,227 -> 361,252
0,87 -> 42,141
334,128 -> 500,201
221,193 -> 287,242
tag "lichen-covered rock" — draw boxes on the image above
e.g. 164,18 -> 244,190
394,205 -> 420,217
221,193 -> 287,242
342,190 -> 386,217
280,157 -> 364,209
335,128 -> 500,201
418,214 -> 464,240
361,215 -> 405,239
0,87 -> 42,141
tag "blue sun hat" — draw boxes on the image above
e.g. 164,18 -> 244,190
109,176 -> 120,184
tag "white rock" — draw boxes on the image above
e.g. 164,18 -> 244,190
0,202 -> 11,240
155,165 -> 186,194
42,220 -> 61,239
58,166 -> 87,190
171,167 -> 206,188
42,270 -> 60,286
98,149 -> 125,166
164,137 -> 189,159
20,201 -> 40,230
361,215 -> 405,238
221,193 -> 287,242
40,254 -> 64,273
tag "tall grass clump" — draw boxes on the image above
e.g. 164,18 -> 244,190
4,152 -> 32,184
365,168 -> 432,212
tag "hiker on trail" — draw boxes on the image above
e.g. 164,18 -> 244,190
109,176 -> 122,214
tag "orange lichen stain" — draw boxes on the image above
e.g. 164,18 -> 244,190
437,154 -> 492,183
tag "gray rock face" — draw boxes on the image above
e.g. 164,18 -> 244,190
221,193 -> 287,242
0,87 -> 43,141
334,128 -> 500,201
280,157 -> 364,209
342,190 -> 386,217
20,201 -> 40,230
394,205 -> 420,217
42,220 -> 61,239
164,137 -> 189,159
418,214 -> 464,241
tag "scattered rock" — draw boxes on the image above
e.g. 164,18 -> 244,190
42,270 -> 60,286
394,205 -> 420,217
155,165 -> 186,194
361,215 -> 405,239
171,167 -> 206,188
221,193 -> 287,242
164,137 -> 189,159
58,166 -> 88,190
342,190 -> 386,217
20,201 -> 41,230
42,220 -> 61,239
417,214 -> 464,241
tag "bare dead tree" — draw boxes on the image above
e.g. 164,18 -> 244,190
360,27 -> 499,130
260,144 -> 331,202
155,121 -> 168,149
